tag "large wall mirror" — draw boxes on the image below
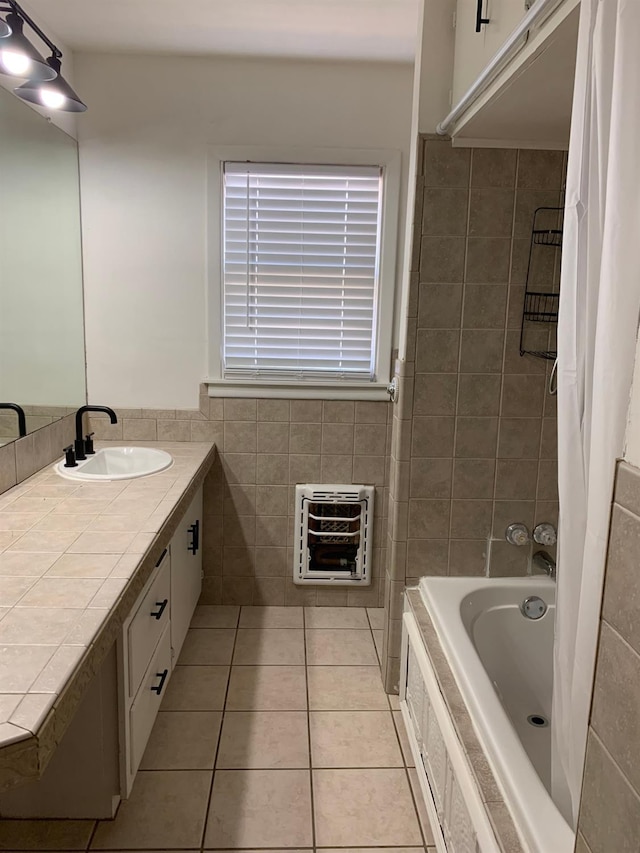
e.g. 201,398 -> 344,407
0,84 -> 86,445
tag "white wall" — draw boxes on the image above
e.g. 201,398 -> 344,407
75,53 -> 413,409
417,0 -> 455,133
624,335 -> 640,466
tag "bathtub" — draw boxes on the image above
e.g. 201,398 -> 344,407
418,576 -> 574,853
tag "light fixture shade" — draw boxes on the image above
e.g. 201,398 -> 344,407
0,18 -> 11,38
0,13 -> 57,81
14,55 -> 87,112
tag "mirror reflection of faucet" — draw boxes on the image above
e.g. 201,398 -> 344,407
0,403 -> 26,438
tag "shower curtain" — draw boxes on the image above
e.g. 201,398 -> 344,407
554,0 -> 640,825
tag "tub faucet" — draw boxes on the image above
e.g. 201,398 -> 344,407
0,403 -> 26,438
532,550 -> 556,580
74,405 -> 117,460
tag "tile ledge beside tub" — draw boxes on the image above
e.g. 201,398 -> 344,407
0,439 -> 217,793
403,588 -> 525,853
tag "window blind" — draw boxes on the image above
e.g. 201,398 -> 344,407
222,162 -> 383,380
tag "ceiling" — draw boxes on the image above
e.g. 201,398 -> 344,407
25,0 -> 420,62
453,4 -> 579,148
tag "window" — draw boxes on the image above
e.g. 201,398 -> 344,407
207,147 -> 400,398
223,162 -> 382,381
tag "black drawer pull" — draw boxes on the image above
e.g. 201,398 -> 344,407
188,519 -> 200,555
151,668 -> 169,695
476,0 -> 490,31
150,598 -> 168,620
155,548 -> 168,568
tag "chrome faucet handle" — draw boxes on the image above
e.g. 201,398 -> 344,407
505,522 -> 530,546
533,522 -> 557,547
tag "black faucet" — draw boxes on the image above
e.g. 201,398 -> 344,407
74,405 -> 117,460
0,403 -> 27,438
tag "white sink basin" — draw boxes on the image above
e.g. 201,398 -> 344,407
56,447 -> 173,481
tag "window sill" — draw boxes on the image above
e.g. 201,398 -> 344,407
204,378 -> 392,401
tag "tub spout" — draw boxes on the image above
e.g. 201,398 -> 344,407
532,550 -> 556,579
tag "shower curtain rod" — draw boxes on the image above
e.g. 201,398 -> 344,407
436,0 -> 569,136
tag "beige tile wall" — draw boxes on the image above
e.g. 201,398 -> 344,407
576,460 -> 640,853
381,137 -> 563,691
0,414 -> 75,494
92,389 -> 391,608
0,405 -> 72,444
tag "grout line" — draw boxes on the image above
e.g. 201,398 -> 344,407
199,622 -> 238,853
303,603 -> 317,851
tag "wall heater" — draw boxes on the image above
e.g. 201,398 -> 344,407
293,484 -> 374,586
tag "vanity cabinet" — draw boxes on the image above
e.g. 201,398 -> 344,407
120,486 -> 203,796
169,488 -> 203,663
452,0 -> 529,104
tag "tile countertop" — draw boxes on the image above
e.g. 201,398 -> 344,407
0,440 -> 216,793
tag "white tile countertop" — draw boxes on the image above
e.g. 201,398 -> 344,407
0,440 -> 216,792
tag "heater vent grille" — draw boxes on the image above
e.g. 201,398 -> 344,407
293,484 -> 374,586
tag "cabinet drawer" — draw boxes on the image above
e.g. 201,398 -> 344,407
128,549 -> 170,697
129,622 -> 171,775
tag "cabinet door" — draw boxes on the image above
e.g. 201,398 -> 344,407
170,486 -> 203,662
129,623 -> 172,775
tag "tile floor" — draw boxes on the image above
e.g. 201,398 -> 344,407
0,605 -> 435,852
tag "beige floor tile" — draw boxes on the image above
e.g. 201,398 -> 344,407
190,605 -> 239,628
313,768 -> 422,847
320,849 -> 424,853
207,850 -> 311,852
204,769 -> 312,849
408,767 -> 436,845
0,819 -> 95,850
160,666 -> 229,711
233,628 -> 305,665
310,711 -> 403,768
373,629 -> 383,661
178,629 -> 236,665
308,666 -> 388,711
394,709 -> 416,768
91,770 -> 211,849
217,711 -> 309,768
140,711 -> 222,770
306,629 -> 378,666
367,607 -> 385,630
239,605 -> 303,628
304,606 -> 369,629
226,665 -> 307,711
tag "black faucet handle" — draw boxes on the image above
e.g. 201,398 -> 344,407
74,437 -> 86,462
63,445 -> 78,468
84,432 -> 95,455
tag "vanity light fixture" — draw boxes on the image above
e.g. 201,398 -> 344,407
16,55 -> 87,112
0,1 -> 87,111
0,11 -> 55,81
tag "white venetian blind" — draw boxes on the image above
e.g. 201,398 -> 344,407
222,162 -> 383,379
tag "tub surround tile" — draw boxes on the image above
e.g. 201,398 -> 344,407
405,588 -> 525,852
579,731 -> 640,853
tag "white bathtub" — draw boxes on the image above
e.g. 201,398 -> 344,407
419,576 -> 575,853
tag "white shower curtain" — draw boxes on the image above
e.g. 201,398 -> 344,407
554,0 -> 640,825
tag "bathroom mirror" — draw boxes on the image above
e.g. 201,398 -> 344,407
0,84 -> 86,444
